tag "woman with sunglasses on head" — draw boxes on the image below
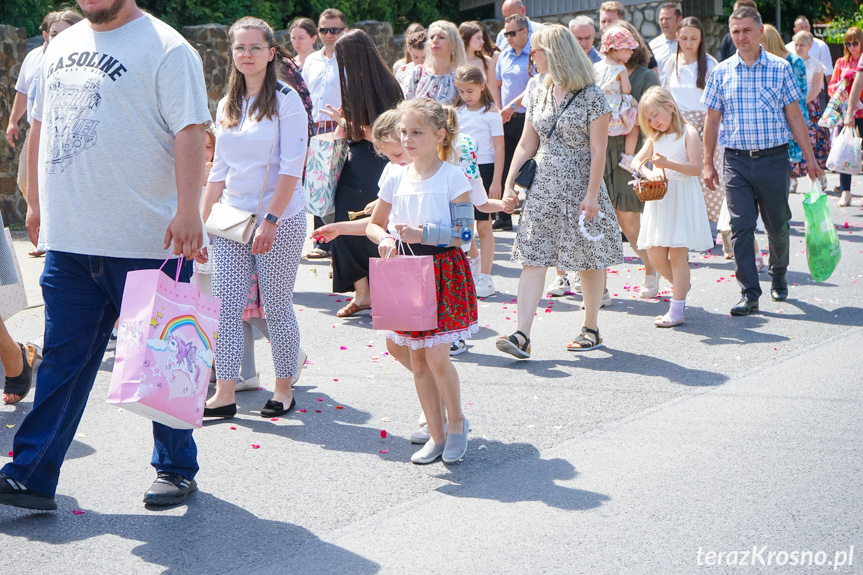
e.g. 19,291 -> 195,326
200,17 -> 309,419
828,27 -> 863,207
405,20 -> 466,105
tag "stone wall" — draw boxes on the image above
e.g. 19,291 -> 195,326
0,25 -> 31,226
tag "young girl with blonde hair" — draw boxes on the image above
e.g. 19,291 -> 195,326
632,87 -> 712,327
367,98 -> 477,464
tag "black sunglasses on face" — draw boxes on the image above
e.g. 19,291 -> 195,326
503,29 -> 525,38
846,41 -> 860,47
319,27 -> 345,35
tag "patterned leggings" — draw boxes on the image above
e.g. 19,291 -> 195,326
211,212 -> 304,380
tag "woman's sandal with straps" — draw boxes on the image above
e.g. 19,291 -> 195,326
566,327 -> 603,352
495,330 -> 531,359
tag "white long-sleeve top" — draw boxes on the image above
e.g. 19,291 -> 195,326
301,49 -> 342,123
209,82 -> 308,220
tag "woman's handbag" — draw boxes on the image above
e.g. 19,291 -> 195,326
630,156 -> 669,201
514,88 -> 583,190
205,117 -> 279,244
304,123 -> 348,217
819,79 -> 848,129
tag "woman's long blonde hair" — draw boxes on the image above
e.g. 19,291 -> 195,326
637,86 -> 686,140
761,24 -> 790,59
532,24 -> 596,92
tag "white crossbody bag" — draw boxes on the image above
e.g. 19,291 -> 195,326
205,116 -> 279,244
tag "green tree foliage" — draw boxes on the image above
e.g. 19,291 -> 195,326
823,4 -> 863,43
722,0 -> 859,38
0,0 -> 55,36
2,0 -> 466,36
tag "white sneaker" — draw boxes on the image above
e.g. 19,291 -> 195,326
572,274 -> 582,294
468,257 -> 480,281
581,289 -> 612,309
639,272 -> 660,299
546,274 -> 571,297
235,374 -> 260,391
475,273 -> 496,298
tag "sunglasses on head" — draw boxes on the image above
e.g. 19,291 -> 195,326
503,29 -> 525,38
319,26 -> 345,35
846,40 -> 860,47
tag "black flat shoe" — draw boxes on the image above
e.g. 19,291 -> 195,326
203,403 -> 237,418
730,297 -> 759,316
260,398 -> 295,417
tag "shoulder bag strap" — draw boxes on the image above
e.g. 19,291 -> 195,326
545,87 -> 583,141
255,110 -> 280,215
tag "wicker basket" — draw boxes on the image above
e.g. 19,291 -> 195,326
631,157 -> 668,202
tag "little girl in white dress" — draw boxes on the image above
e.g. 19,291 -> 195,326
595,26 -> 640,167
632,87 -> 713,328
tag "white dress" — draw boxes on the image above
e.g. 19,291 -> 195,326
637,128 -> 714,251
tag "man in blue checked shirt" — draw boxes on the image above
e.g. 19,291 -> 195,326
701,6 -> 822,317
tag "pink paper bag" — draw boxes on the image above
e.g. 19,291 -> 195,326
369,255 -> 437,331
107,260 -> 221,429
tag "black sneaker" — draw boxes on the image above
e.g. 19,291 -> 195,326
0,472 -> 57,510
143,472 -> 197,506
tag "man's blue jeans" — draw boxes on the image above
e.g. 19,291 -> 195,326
2,252 -> 198,497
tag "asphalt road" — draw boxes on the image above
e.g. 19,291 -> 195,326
1,174 -> 862,574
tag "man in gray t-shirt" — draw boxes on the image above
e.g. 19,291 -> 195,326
0,0 -> 211,511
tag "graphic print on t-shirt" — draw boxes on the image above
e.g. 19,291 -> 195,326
42,50 -> 128,173
45,78 -> 101,173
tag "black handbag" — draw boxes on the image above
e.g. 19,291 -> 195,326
514,87 -> 584,190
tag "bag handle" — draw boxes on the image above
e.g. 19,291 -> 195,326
159,256 -> 202,299
255,114 -> 280,216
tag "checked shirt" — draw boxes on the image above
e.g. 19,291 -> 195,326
701,47 -> 803,151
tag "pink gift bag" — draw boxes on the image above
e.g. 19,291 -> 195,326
107,258 -> 221,429
369,252 -> 437,331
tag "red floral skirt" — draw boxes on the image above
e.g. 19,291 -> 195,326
386,248 -> 479,349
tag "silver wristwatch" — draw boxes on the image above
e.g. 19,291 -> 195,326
264,213 -> 279,225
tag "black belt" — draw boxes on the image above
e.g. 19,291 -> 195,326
510,112 -> 526,118
726,144 -> 789,158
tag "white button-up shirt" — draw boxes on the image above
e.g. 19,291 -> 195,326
301,49 -> 341,123
649,34 -> 678,84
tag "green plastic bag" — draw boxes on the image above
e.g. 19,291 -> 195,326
802,182 -> 841,282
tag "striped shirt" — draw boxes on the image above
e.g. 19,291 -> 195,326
701,47 -> 803,151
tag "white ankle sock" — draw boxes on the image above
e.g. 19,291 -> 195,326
668,299 -> 685,322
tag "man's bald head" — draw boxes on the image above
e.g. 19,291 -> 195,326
501,0 -> 527,18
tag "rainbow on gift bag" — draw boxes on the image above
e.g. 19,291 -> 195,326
147,314 -> 215,367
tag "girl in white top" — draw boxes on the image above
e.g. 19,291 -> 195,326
200,17 -> 308,420
454,65 -> 504,298
632,87 -> 712,328
662,17 -> 722,224
367,98 -> 477,465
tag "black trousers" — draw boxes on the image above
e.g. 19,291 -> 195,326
496,113 -> 526,225
724,150 -> 791,301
